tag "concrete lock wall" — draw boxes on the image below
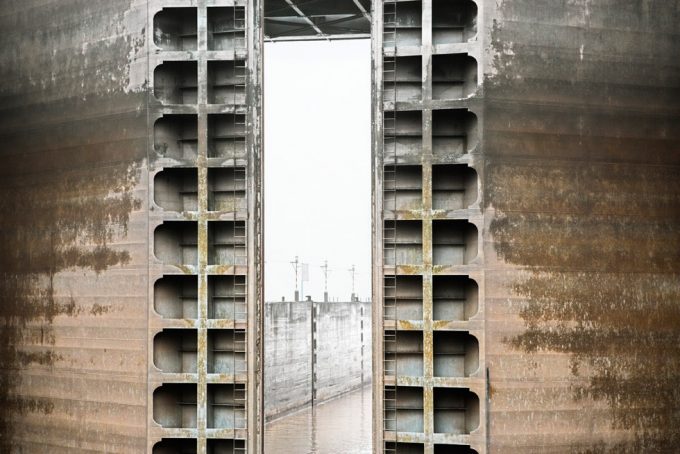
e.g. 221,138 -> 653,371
481,2 -> 680,452
373,1 -> 680,453
264,300 -> 371,420
0,0 -> 679,453
0,1 -> 151,452
0,1 -> 265,452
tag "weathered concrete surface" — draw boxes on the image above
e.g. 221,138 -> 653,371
483,1 -> 680,452
265,300 -> 370,420
0,1 -> 149,451
265,301 -> 312,419
2,1 -> 678,452
315,301 -> 371,402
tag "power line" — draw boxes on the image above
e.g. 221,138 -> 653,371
267,258 -> 366,272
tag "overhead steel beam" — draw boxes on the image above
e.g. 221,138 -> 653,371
265,12 -> 367,40
352,0 -> 371,22
264,0 -> 370,41
265,33 -> 370,42
283,0 -> 326,38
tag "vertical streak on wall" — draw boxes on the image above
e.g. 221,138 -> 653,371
147,0 -> 263,452
361,304 -> 366,384
247,0 -> 264,451
374,0 -> 488,452
311,300 -> 317,404
196,7 -> 209,452
421,2 -> 435,451
371,1 -> 386,452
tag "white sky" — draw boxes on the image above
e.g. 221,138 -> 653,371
264,39 -> 372,302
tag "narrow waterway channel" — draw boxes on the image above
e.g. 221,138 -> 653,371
265,386 -> 372,453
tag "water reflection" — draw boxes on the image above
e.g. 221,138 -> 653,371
265,386 -> 372,453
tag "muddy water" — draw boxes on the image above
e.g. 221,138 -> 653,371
265,386 -> 372,453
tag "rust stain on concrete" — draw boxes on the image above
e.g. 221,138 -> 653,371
0,1 -> 147,450
0,160 -> 141,451
486,0 -> 680,451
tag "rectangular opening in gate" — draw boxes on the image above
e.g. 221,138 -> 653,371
263,39 -> 372,453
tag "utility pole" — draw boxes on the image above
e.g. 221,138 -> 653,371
321,260 -> 329,302
349,264 -> 356,302
301,262 -> 309,302
291,256 -> 299,301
